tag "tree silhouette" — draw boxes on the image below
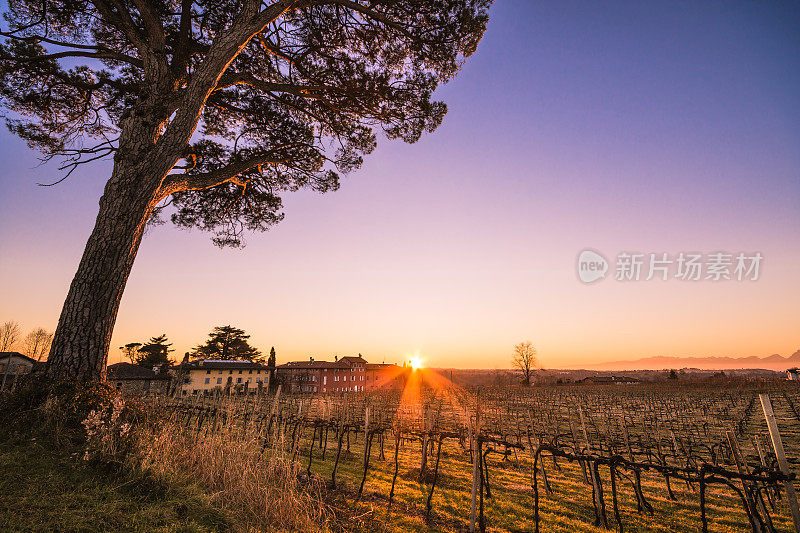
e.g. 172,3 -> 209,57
511,341 -> 538,386
192,325 -> 262,361
0,0 -> 492,380
120,342 -> 143,363
0,321 -> 20,352
267,345 -> 276,383
135,334 -> 174,369
22,327 -> 54,361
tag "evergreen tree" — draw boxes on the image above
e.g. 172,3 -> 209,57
135,334 -> 174,369
192,326 -> 262,361
267,346 -> 276,384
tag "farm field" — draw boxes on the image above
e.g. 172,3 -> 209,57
150,378 -> 800,532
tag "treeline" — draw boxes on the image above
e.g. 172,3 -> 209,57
0,320 -> 53,361
120,325 -> 277,371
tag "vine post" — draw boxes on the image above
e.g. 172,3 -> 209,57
759,393 -> 800,532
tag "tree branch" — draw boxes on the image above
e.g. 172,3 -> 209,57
158,153 -> 286,197
90,0 -> 152,60
8,49 -> 143,67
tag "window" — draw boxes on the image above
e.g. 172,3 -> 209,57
360,376 -> 364,381
206,370 -> 211,374
205,378 -> 210,385
248,370 -> 252,374
229,370 -> 233,374
217,378 -> 222,385
219,370 -> 223,374
236,378 -> 242,384
257,370 -> 261,374
238,370 -> 243,374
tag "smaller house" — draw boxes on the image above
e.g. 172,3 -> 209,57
107,362 -> 171,394
0,352 -> 37,390
788,368 -> 800,381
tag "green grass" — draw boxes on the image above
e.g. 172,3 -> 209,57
0,434 -> 228,533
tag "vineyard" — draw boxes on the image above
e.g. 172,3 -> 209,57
145,377 -> 800,532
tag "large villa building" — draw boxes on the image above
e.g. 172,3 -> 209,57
182,359 -> 271,394
276,355 -> 406,394
176,355 -> 405,395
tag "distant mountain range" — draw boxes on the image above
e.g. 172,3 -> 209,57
572,350 -> 800,371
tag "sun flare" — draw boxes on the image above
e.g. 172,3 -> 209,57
409,356 -> 424,370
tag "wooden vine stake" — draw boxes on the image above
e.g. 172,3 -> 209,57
470,395 -> 481,532
759,393 -> 800,533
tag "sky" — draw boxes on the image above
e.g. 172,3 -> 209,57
0,1 -> 798,369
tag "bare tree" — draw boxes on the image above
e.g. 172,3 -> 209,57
0,0 -> 492,381
22,328 -> 54,361
0,321 -> 20,351
512,341 -> 538,386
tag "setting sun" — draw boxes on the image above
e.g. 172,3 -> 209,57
409,356 -> 424,370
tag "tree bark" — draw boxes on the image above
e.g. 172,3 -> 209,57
46,164 -> 161,380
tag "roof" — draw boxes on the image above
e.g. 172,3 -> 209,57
277,355 -> 370,370
365,363 -> 398,370
107,362 -> 170,380
278,360 -> 344,370
0,352 -> 36,364
339,356 -> 367,364
185,359 -> 268,371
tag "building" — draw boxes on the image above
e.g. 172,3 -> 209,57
0,352 -> 36,390
579,375 -> 641,384
107,362 -> 171,394
788,368 -> 800,380
181,359 -> 271,395
276,355 -> 405,394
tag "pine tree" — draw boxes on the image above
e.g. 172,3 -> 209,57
267,346 -> 276,384
0,0 -> 492,380
192,326 -> 262,361
136,334 -> 174,369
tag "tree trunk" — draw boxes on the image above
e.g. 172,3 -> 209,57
46,169 -> 159,381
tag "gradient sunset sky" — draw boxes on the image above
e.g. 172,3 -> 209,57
1,1 -> 798,369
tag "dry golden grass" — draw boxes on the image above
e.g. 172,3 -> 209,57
134,415 -> 330,532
